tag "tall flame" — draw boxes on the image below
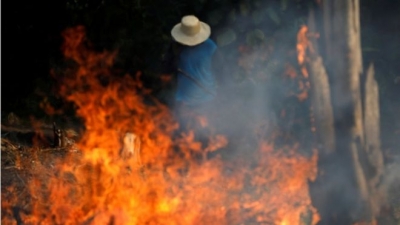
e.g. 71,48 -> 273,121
2,26 -> 320,225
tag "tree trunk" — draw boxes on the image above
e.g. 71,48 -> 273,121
313,0 -> 377,224
306,9 -> 336,155
362,63 -> 386,216
329,0 -> 374,219
305,11 -> 340,222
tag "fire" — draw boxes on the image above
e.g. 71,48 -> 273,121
296,25 -> 316,68
2,26 -> 320,225
292,25 -> 313,102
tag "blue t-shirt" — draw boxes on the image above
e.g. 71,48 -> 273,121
175,38 -> 217,106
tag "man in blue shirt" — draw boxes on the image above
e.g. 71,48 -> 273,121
165,15 -> 225,146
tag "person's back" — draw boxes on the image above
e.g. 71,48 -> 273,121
176,38 -> 217,106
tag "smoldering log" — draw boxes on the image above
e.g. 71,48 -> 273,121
1,123 -> 79,148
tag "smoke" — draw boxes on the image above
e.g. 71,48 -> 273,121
167,0 -> 306,155
164,0 -> 400,223
382,156 -> 400,202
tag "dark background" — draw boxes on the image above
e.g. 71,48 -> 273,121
2,0 -> 68,115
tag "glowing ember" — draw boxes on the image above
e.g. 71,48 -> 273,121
294,25 -> 314,102
2,26 -> 320,225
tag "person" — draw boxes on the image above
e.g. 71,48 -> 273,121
162,15 -> 226,146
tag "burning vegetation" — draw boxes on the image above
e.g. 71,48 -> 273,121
3,1 -> 400,223
1,26 -> 321,225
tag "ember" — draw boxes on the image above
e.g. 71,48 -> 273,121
2,26 -> 319,225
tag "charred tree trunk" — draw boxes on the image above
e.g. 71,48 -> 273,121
322,0 -> 372,223
327,0 -> 382,222
362,63 -> 386,216
305,9 -> 338,225
307,0 -> 385,224
306,9 -> 336,156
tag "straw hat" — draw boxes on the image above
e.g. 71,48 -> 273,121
171,15 -> 211,46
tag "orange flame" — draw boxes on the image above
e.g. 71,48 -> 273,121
2,26 -> 320,225
294,25 -> 316,102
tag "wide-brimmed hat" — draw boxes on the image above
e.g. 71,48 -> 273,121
171,15 -> 211,46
